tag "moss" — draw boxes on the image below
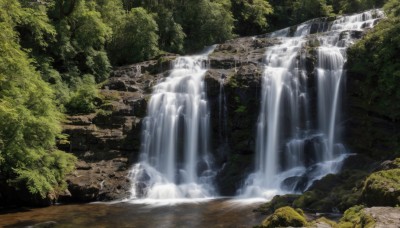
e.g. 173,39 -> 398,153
234,105 -> 247,113
295,208 -> 305,217
261,206 -> 308,228
361,169 -> 400,206
288,170 -> 368,213
338,205 -> 376,228
338,221 -> 354,228
255,194 -> 300,214
393,158 -> 400,167
293,191 -> 321,208
96,109 -> 113,118
227,76 -> 239,88
308,38 -> 320,48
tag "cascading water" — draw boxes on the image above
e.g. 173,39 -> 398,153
129,47 -> 217,201
239,9 -> 384,199
218,75 -> 229,159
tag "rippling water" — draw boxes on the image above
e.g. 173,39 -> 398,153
0,199 -> 264,227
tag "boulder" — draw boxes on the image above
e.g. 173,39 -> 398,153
361,169 -> 400,206
260,206 -> 308,228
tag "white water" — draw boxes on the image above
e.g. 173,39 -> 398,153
239,9 -> 384,199
218,76 -> 229,159
129,47 -> 217,202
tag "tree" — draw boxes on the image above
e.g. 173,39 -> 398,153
154,8 -> 185,54
290,0 -> 333,24
109,7 -> 159,65
231,0 -> 274,36
177,0 -> 235,51
0,0 -> 76,199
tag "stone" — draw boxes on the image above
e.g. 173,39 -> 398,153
261,206 -> 308,228
361,169 -> 400,207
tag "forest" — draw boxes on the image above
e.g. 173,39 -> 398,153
0,0 -> 399,217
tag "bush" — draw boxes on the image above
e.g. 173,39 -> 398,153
66,75 -> 99,114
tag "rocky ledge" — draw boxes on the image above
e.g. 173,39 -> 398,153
58,57 -> 176,202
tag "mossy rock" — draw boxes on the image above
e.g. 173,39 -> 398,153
338,205 -> 376,228
289,169 -> 368,213
255,194 -> 300,214
361,168 -> 400,206
261,206 -> 308,228
293,191 -> 321,209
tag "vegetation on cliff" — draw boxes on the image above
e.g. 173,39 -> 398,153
347,0 -> 400,159
348,0 -> 400,122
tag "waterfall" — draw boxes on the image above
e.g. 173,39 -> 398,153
239,9 -> 384,199
128,46 -> 217,201
218,76 -> 229,159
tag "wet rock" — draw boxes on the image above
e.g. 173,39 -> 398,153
304,136 -> 324,167
374,158 -> 400,171
281,176 -> 309,192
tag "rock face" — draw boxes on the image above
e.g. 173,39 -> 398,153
58,57 -> 177,202
208,37 -> 269,195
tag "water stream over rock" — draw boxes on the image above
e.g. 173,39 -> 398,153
239,9 -> 384,199
128,47 -> 217,201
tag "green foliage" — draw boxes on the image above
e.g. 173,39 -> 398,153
49,0 -> 112,83
329,0 -> 386,14
0,0 -> 76,198
66,75 -> 100,114
90,0 -> 125,30
177,0 -> 234,51
348,0 -> 400,121
267,0 -> 333,31
109,7 -> 159,65
261,206 -> 308,228
155,8 -> 185,54
291,0 -> 334,24
235,105 -> 247,113
268,0 -> 387,31
231,0 -> 273,36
